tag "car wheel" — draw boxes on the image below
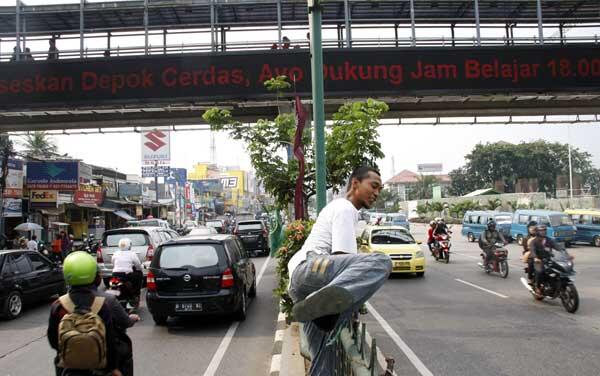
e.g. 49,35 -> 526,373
234,288 -> 247,321
467,233 -> 474,242
152,314 -> 168,326
3,291 -> 23,319
517,235 -> 524,246
249,277 -> 257,298
594,236 -> 600,248
416,272 -> 425,278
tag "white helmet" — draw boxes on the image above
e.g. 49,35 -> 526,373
434,217 -> 442,222
429,221 -> 436,226
118,238 -> 132,251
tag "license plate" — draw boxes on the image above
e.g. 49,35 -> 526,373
175,302 -> 202,312
393,261 -> 410,268
242,235 -> 257,240
105,289 -> 120,296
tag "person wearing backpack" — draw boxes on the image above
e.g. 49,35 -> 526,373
47,251 -> 139,376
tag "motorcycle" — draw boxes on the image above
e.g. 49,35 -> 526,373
478,242 -> 509,278
520,248 -> 579,313
431,233 -> 451,263
106,275 -> 140,313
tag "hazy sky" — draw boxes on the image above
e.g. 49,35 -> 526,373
5,0 -> 600,183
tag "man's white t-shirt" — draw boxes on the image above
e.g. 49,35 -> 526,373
112,250 -> 143,273
27,240 -> 38,252
288,198 -> 359,280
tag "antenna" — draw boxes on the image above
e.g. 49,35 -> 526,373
391,155 -> 396,177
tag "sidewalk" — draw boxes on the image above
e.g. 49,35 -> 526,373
271,320 -> 306,376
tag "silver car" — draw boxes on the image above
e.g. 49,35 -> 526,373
98,226 -> 178,285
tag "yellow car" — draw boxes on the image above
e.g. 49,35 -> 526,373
359,226 -> 426,277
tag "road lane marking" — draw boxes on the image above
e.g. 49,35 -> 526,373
365,302 -> 434,376
202,256 -> 271,376
454,278 -> 509,299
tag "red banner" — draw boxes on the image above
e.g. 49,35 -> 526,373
74,184 -> 104,205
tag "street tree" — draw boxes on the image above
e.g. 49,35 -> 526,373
20,131 -> 59,159
203,82 -> 388,213
448,140 -> 600,196
373,188 -> 398,211
411,174 -> 439,200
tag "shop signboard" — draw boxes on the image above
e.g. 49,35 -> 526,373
4,159 -> 23,198
30,190 -> 58,208
118,183 -> 142,198
26,161 -> 79,190
2,198 -> 22,217
141,130 -> 170,164
74,184 -> 104,205
79,162 -> 93,185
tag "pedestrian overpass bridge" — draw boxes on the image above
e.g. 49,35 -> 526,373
1,0 -> 600,131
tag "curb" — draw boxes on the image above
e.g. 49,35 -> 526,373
269,311 -> 287,376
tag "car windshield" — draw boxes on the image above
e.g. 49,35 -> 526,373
206,221 -> 222,227
371,229 -> 415,244
549,214 -> 574,227
159,244 -> 220,269
238,222 -> 263,231
495,215 -> 512,224
189,228 -> 213,235
104,233 -> 148,247
392,216 -> 407,223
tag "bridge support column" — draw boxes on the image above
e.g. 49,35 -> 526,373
144,0 -> 149,55
15,0 -> 21,61
277,0 -> 282,46
344,0 -> 351,48
536,0 -> 544,44
474,0 -> 481,46
409,0 -> 416,46
308,0 -> 326,213
80,0 -> 84,58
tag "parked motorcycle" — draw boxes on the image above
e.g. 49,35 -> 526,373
106,276 -> 139,313
431,233 -> 451,263
520,248 -> 579,313
478,242 -> 509,278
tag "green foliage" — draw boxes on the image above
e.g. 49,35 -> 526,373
507,200 -> 519,211
416,203 -> 429,216
448,140 -> 599,197
429,201 -> 444,214
410,174 -> 440,200
0,136 -> 15,190
448,201 -> 482,218
202,99 -> 388,209
20,131 -> 59,159
485,198 -> 502,211
273,220 -> 314,321
536,202 -> 547,210
373,188 -> 398,210
264,75 -> 292,93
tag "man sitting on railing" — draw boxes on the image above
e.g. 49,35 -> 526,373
288,166 -> 392,376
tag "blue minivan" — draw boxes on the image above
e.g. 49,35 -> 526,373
511,210 -> 577,246
462,211 -> 513,242
565,209 -> 600,247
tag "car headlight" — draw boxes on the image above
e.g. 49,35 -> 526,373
415,251 -> 424,258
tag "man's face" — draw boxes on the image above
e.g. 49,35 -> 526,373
352,172 -> 383,209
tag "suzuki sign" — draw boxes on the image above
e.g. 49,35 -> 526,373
141,130 -> 170,164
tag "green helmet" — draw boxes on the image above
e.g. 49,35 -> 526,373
63,251 -> 98,286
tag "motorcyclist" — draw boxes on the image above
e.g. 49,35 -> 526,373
479,220 -> 507,271
48,252 -> 139,376
433,218 -> 450,236
426,220 -> 436,253
522,220 -> 538,283
111,238 -> 143,304
529,224 -> 565,294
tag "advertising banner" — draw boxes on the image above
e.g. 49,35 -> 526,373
74,184 -> 104,205
79,162 -> 93,185
4,159 -> 23,198
30,190 -> 58,208
3,46 -> 600,109
141,165 -> 170,178
2,198 -> 22,217
141,130 -> 170,164
26,161 -> 79,190
118,183 -> 142,198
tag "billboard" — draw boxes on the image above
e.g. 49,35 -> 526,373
3,198 -> 22,217
119,183 -> 142,198
4,159 -> 23,198
417,163 -> 443,174
3,46 -> 600,109
79,162 -> 93,185
141,130 -> 170,164
30,190 -> 58,208
168,168 -> 187,186
192,179 -> 222,193
26,161 -> 79,190
142,165 -> 170,178
74,184 -> 104,205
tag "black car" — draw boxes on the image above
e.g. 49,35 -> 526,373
0,250 -> 65,319
234,220 -> 270,256
146,234 -> 256,325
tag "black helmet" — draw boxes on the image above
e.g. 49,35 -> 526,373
487,220 -> 496,230
527,220 -> 538,228
536,224 -> 548,236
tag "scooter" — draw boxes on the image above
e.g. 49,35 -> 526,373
519,249 -> 579,313
478,242 -> 509,278
106,276 -> 140,313
431,233 -> 451,263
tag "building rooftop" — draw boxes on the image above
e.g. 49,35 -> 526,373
386,169 -> 451,185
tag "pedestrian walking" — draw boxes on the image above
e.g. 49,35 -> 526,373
52,234 -> 63,262
60,231 -> 69,259
288,166 -> 392,376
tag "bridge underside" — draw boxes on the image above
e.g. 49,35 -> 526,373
1,93 -> 599,132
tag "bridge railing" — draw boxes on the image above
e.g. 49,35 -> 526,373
2,35 -> 598,62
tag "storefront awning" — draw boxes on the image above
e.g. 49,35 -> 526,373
39,207 -> 65,216
113,210 -> 135,221
74,203 -> 115,212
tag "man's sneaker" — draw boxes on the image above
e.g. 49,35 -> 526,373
292,285 -> 353,323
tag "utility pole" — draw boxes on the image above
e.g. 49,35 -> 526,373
154,160 -> 159,218
308,0 -> 326,213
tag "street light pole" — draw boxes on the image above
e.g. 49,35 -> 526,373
308,0 -> 326,214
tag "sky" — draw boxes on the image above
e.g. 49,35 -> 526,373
5,0 -> 600,183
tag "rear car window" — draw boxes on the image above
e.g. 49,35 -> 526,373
495,215 -> 512,224
549,214 -> 573,227
159,244 -> 221,269
371,229 -> 415,245
207,221 -> 223,227
238,222 -> 263,231
104,233 -> 149,247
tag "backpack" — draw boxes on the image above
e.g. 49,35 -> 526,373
57,294 -> 108,370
